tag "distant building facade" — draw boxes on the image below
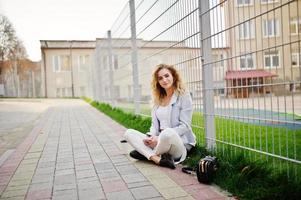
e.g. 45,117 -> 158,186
223,0 -> 301,98
40,40 -> 95,98
40,39 -> 228,101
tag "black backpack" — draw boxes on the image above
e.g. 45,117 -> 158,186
182,156 -> 218,184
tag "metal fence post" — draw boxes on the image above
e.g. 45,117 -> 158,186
94,41 -> 101,101
199,0 -> 216,150
31,70 -> 36,97
107,30 -> 115,106
129,0 -> 140,114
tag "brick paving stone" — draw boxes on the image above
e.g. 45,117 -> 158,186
183,185 -> 227,200
130,185 -> 161,200
78,180 -> 102,190
94,162 -> 114,171
77,176 -> 99,184
75,159 -> 93,166
75,164 -> 95,171
0,99 -> 234,200
76,169 -> 97,179
53,183 -> 77,191
55,169 -> 75,176
28,182 -> 53,191
115,164 -> 140,175
126,181 -> 151,189
11,173 -> 33,181
1,188 -> 28,198
0,185 -> 6,194
26,189 -> 52,200
101,180 -> 127,193
21,160 -> 39,167
162,167 -> 200,187
97,170 -> 121,181
24,152 -> 41,160
122,173 -> 148,184
37,161 -> 56,168
7,179 -> 31,187
31,174 -> 54,184
110,156 -> 130,165
136,166 -> 163,177
52,189 -> 78,200
171,196 -> 195,200
78,188 -> 106,200
1,196 -> 25,200
5,185 -> 28,191
148,177 -> 179,189
106,190 -> 134,200
158,186 -> 188,199
34,166 -> 55,175
54,174 -> 76,185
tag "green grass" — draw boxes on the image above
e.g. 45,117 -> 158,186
114,102 -> 151,116
83,97 -> 301,200
185,147 -> 301,200
280,112 -> 301,120
89,100 -> 151,133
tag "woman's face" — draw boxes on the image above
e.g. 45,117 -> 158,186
157,68 -> 174,90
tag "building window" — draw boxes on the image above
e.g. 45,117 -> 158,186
218,54 -> 225,67
52,55 -> 71,72
56,88 -> 61,97
128,85 -> 132,99
53,55 -> 60,72
114,55 -> 118,70
264,50 -> 279,68
78,55 -> 89,71
292,52 -> 301,67
238,21 -> 254,39
102,56 -> 108,70
240,54 -> 254,69
237,0 -> 252,6
62,88 -> 66,97
67,88 -> 72,97
290,17 -> 301,35
80,86 -> 85,96
212,54 -> 225,67
261,0 -> 278,4
61,55 -> 70,71
263,19 -> 279,37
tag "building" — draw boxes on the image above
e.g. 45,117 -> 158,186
222,0 -> 301,98
40,39 -> 228,101
93,39 -> 229,103
40,40 -> 95,98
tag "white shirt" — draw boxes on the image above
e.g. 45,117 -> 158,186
156,105 -> 170,130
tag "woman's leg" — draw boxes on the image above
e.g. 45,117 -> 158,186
148,128 -> 186,169
154,128 -> 186,161
124,129 -> 155,159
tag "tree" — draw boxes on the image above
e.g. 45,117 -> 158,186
0,14 -> 27,96
0,14 -> 17,61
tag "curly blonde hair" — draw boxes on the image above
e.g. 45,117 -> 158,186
151,64 -> 186,105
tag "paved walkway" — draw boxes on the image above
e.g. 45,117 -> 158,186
0,99 -> 232,200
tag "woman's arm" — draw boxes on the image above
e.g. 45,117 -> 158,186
172,93 -> 193,136
148,107 -> 159,136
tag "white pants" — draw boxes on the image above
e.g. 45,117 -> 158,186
124,128 -> 187,163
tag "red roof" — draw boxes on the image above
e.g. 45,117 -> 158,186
225,69 -> 277,80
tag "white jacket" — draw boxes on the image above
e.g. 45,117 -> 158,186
149,92 -> 196,146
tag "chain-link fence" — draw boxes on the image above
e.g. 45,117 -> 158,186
90,0 -> 301,180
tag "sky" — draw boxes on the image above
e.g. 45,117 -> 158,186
0,0 -> 127,61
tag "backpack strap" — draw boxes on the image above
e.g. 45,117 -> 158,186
181,166 -> 195,174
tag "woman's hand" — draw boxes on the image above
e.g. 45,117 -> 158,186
143,136 -> 158,149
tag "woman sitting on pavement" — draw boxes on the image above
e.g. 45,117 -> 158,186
124,64 -> 196,169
